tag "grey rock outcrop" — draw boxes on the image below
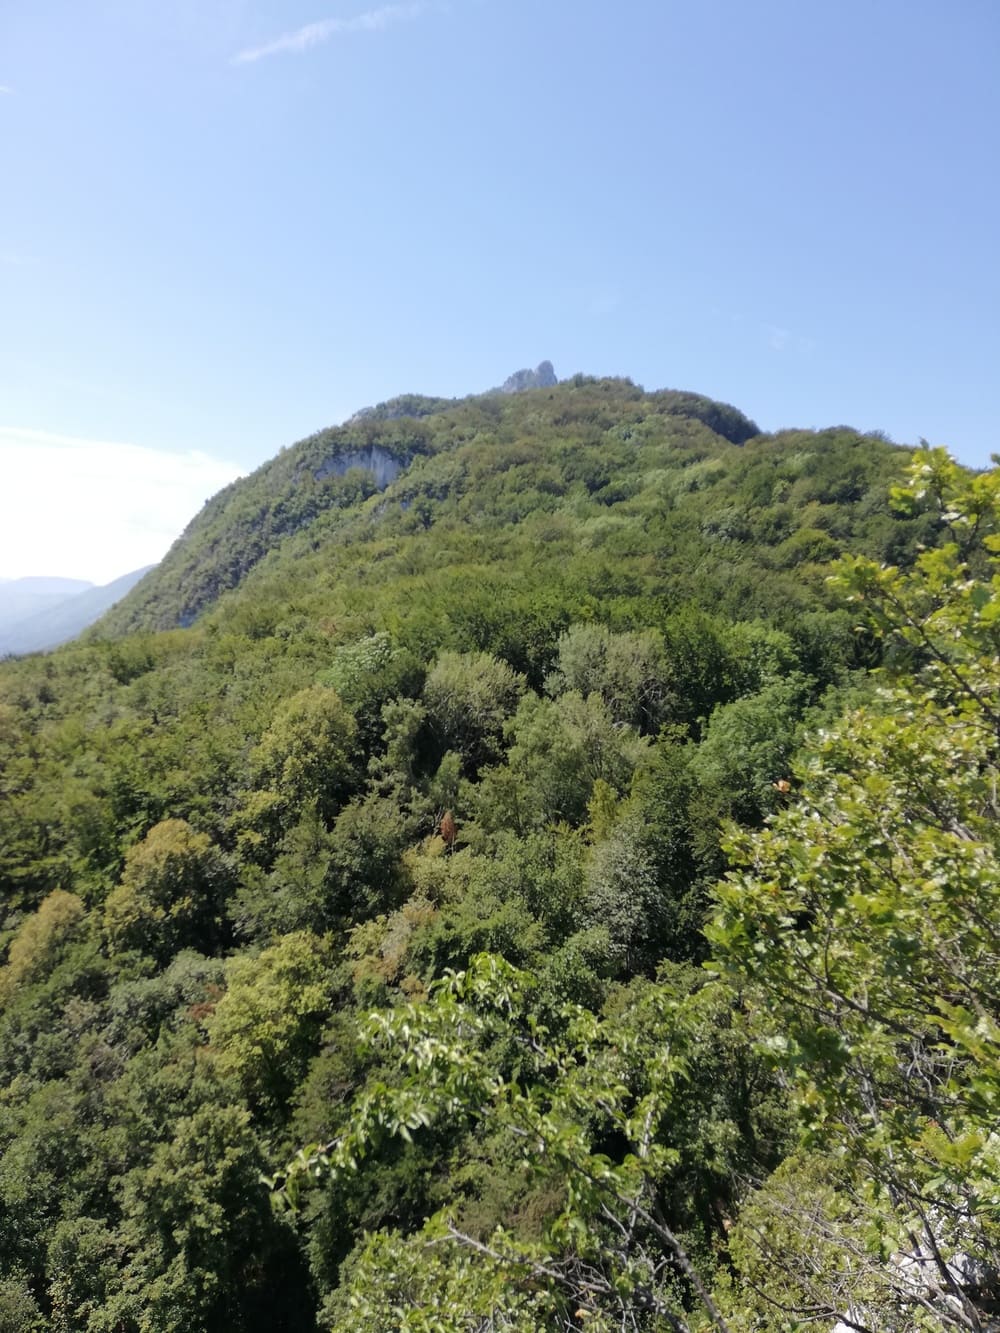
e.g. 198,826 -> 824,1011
313,445 -> 404,490
500,361 -> 558,394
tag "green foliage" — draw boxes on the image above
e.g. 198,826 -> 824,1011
719,1152 -> 879,1332
110,1104 -> 306,1331
279,957 -> 780,1331
249,684 -> 357,822
317,631 -> 423,753
690,672 -> 812,825
651,389 -> 759,445
103,819 -> 228,960
0,381 -> 965,1328
89,382 -> 910,648
46,1216 -> 122,1333
231,805 -> 337,938
474,690 -> 650,833
422,650 -> 526,775
707,449 -> 1000,1328
325,788 -> 418,920
0,890 -> 86,1005
584,813 -> 679,975
0,1277 -> 42,1333
321,1221 -> 564,1331
208,931 -> 332,1116
544,621 -> 672,731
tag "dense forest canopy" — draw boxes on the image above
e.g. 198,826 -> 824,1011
0,377 -> 996,1330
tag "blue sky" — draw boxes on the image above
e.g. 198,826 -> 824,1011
1,0 -> 998,579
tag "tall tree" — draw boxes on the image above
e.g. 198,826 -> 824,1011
710,450 -> 1000,1330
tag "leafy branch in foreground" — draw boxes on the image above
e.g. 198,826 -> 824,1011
272,955 -> 772,1331
711,449 -> 1000,1331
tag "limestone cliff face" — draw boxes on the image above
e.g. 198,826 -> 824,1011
313,446 -> 404,490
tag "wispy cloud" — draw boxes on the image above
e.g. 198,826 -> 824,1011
0,427 -> 243,584
232,2 -> 426,64
760,322 -> 815,356
0,86 -> 13,96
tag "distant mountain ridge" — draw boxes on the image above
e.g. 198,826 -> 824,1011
0,567 -> 151,656
0,577 -> 93,634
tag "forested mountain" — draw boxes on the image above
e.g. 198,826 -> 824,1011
102,375 -> 878,641
1,376 -> 997,1331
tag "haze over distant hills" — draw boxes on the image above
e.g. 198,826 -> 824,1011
2,364 -> 560,654
0,567 -> 151,656
0,576 -> 93,627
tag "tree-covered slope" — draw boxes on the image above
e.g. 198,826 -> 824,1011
97,379 -> 764,637
2,376 -> 986,1332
